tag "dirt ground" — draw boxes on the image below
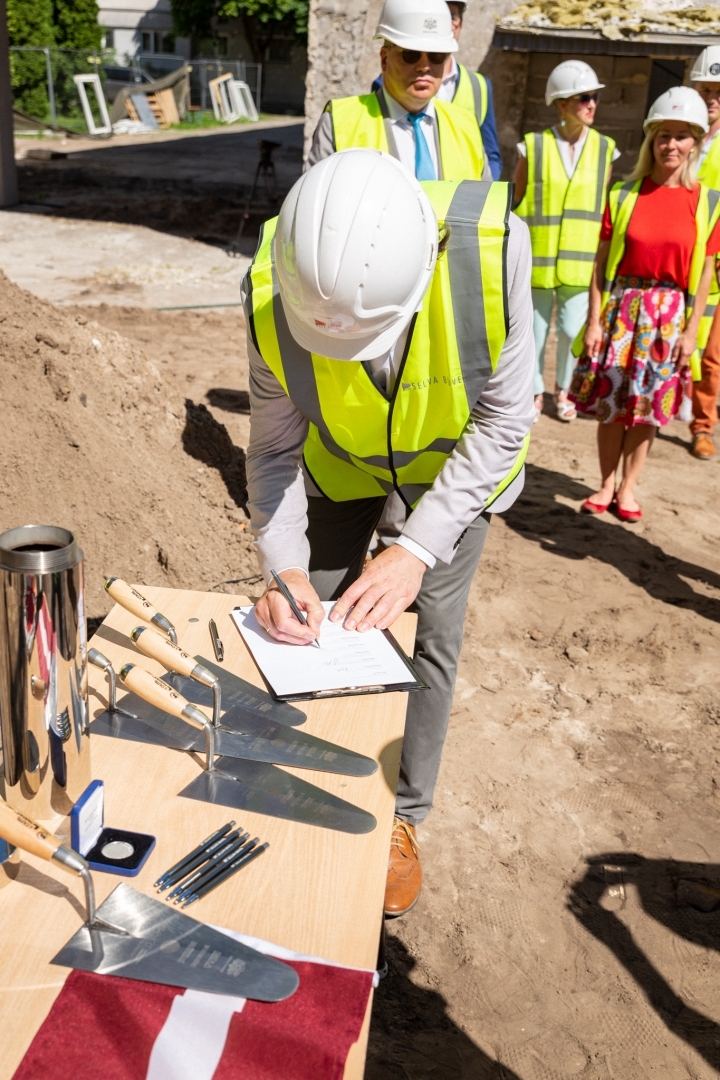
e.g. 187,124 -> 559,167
74,301 -> 720,1079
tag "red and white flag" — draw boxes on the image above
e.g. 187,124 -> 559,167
13,932 -> 376,1080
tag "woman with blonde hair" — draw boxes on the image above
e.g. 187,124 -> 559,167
571,86 -> 720,521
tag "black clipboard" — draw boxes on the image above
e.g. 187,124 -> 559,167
232,607 -> 428,703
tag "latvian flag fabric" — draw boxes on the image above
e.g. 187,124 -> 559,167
12,932 -> 376,1080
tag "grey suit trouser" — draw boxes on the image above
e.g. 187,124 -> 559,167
307,495 -> 490,827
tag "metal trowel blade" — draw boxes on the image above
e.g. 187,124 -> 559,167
180,758 -> 377,834
162,671 -> 377,777
193,658 -> 306,727
51,883 -> 299,1002
89,695 -> 199,752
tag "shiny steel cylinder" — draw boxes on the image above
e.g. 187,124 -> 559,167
0,526 -> 90,817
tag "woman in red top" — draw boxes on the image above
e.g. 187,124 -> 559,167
570,87 -> 720,522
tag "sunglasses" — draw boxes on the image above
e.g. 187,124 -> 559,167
576,92 -> 599,104
395,48 -> 450,66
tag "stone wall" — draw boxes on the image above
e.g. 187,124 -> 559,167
303,0 -> 519,157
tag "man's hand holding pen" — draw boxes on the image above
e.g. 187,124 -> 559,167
256,546 -> 426,646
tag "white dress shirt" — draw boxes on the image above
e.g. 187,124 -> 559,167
436,57 -> 459,103
516,125 -> 620,178
383,91 -> 440,180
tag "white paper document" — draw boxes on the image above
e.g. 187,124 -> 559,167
231,602 -> 417,698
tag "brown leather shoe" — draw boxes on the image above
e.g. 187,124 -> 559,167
692,432 -> 715,460
384,817 -> 422,917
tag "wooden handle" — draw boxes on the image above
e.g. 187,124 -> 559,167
131,628 -> 196,678
0,798 -> 62,862
105,578 -> 160,623
119,664 -> 209,730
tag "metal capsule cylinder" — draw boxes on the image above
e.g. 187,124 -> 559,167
0,526 -> 90,818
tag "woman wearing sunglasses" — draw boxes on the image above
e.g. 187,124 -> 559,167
570,87 -> 720,522
514,60 -> 619,424
307,0 -> 487,182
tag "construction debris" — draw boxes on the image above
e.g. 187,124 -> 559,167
500,0 -> 720,38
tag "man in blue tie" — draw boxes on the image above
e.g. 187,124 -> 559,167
307,0 -> 488,182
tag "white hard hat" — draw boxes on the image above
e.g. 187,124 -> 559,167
374,0 -> 458,53
691,46 -> 720,83
274,150 -> 438,362
644,85 -> 709,134
545,60 -> 604,106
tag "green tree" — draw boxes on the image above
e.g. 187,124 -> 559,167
53,0 -> 102,49
171,0 -> 308,63
7,0 -> 55,116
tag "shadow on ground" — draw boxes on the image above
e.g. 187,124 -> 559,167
570,853 -> 720,1072
367,934 -> 521,1079
182,398 -> 248,510
15,123 -> 304,247
502,463 -> 720,623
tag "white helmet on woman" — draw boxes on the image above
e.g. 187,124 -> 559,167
374,0 -> 458,53
691,46 -> 720,83
643,86 -> 709,134
274,150 -> 438,362
545,60 -> 604,106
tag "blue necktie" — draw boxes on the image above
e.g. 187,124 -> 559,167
406,112 -> 436,181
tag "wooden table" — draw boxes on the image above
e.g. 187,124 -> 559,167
0,586 -> 414,1080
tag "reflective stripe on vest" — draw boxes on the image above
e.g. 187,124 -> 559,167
698,144 -> 720,365
245,180 -> 528,508
329,90 -> 485,180
604,180 -> 720,380
515,128 -> 615,289
452,65 -> 488,129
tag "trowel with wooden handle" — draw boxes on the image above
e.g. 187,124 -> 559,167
0,799 -> 299,1001
100,627 -> 376,778
104,577 -> 179,643
114,664 -> 377,834
101,580 -> 306,726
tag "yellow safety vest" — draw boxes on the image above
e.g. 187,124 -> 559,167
328,89 -> 486,180
515,128 -> 615,289
245,181 -> 528,508
452,64 -> 488,129
697,137 -> 720,356
601,179 -> 720,379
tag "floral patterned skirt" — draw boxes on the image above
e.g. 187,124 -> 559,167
569,276 -> 686,427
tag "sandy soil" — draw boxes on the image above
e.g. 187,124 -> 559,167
79,303 -> 720,1079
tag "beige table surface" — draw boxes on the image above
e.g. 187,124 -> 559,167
0,586 -> 414,1080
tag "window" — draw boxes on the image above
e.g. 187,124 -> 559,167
102,29 -> 114,50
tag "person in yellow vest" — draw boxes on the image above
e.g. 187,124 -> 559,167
439,2 -> 502,178
243,150 -> 534,917
570,88 -> 720,522
514,60 -> 619,423
371,1 -> 503,179
307,0 -> 488,182
689,45 -> 720,460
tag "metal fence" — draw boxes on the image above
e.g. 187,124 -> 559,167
133,54 -> 262,112
186,59 -> 262,113
10,46 -> 110,130
10,47 -> 263,131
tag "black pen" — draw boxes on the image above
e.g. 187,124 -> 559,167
270,569 -> 321,648
154,821 -> 235,888
173,837 -> 256,903
182,843 -> 269,907
158,828 -> 242,892
170,834 -> 251,902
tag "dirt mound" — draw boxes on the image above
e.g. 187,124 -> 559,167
0,271 -> 258,615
